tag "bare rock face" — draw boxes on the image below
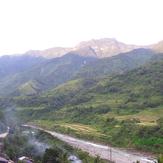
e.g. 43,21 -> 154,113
25,38 -> 141,58
70,46 -> 97,57
74,38 -> 140,58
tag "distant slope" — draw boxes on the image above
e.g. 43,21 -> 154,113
26,47 -> 72,59
76,48 -> 155,78
0,55 -> 45,79
16,54 -> 163,118
53,54 -> 163,124
17,80 -> 44,96
0,48 -> 156,96
0,53 -> 96,96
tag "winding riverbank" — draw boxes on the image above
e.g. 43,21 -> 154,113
23,124 -> 157,163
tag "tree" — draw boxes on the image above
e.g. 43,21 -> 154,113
158,154 -> 163,163
94,156 -> 101,163
42,148 -> 60,163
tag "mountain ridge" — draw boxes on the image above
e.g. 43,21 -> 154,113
24,38 -> 143,58
22,38 -> 163,59
0,38 -> 162,155
1,38 -> 163,60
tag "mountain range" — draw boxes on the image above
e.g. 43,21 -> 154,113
24,38 -> 141,58
0,38 -> 163,154
24,38 -> 163,59
0,38 -> 163,96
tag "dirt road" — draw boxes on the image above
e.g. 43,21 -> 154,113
23,125 -> 157,163
0,127 -> 9,139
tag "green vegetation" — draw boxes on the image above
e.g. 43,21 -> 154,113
3,127 -> 106,163
0,49 -> 156,96
0,110 -> 6,132
14,57 -> 163,154
4,129 -> 41,162
0,51 -> 163,161
158,154 -> 163,163
76,48 -> 154,79
18,80 -> 43,96
0,54 -> 96,96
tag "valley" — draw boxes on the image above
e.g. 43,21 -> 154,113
0,38 -> 163,162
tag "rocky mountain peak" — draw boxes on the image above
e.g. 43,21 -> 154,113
24,38 -> 163,59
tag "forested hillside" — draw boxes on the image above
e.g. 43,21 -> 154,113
14,54 -> 163,153
0,54 -> 96,96
0,49 -> 156,96
0,41 -> 162,155
76,48 -> 155,78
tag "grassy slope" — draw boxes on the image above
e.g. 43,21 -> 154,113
15,56 -> 163,153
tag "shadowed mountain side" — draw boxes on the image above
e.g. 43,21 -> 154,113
0,48 -> 157,96
0,54 -> 97,96
76,48 -> 155,79
0,55 -> 45,79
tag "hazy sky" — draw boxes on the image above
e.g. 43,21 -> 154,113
0,0 -> 163,55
